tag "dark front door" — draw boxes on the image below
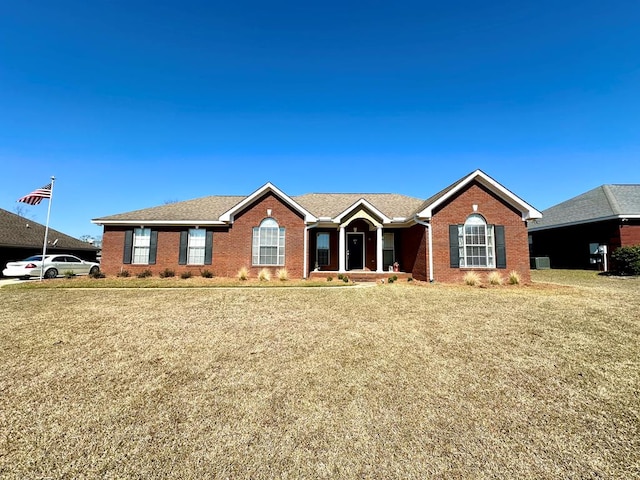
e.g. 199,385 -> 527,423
347,233 -> 364,270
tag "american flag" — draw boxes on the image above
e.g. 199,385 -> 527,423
18,183 -> 52,205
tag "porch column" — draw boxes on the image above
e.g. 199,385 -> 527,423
376,226 -> 384,272
339,226 -> 346,272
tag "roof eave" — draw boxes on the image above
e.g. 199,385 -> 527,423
92,219 -> 227,226
529,214 -> 640,232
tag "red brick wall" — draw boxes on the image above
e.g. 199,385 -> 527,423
431,182 -> 532,283
100,192 -> 306,278
620,222 -> 640,247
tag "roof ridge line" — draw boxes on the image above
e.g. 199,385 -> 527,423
601,185 -> 622,215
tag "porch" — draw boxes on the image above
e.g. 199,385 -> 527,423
308,270 -> 413,282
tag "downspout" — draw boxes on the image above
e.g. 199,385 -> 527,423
414,218 -> 434,282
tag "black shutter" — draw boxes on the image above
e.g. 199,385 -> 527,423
149,230 -> 158,265
179,231 -> 188,265
449,225 -> 460,268
495,225 -> 506,269
205,231 -> 213,265
123,230 -> 133,264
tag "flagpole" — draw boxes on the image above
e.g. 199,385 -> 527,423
40,176 -> 55,281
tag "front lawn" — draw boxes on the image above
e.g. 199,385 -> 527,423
0,272 -> 638,478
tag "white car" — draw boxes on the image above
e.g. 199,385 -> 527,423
3,254 -> 100,279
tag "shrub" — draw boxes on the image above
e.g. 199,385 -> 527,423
258,268 -> 271,282
611,245 -> 640,275
237,267 -> 249,281
342,276 -> 349,283
180,271 -> 192,279
137,269 -> 152,279
388,277 -> 395,284
508,270 -> 521,285
326,276 -> 333,282
407,277 -> 413,282
463,271 -> 481,286
200,269 -> 213,278
117,269 -> 130,278
487,271 -> 503,285
159,268 -> 175,278
276,268 -> 288,281
63,270 -> 75,279
90,270 -> 106,279
337,273 -> 344,280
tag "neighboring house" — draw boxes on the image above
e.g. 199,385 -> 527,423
528,185 -> 640,270
92,170 -> 541,283
0,208 -> 99,275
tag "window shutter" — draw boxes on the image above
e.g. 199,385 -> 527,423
204,231 -> 213,265
123,230 -> 133,264
149,230 -> 158,265
449,225 -> 460,268
495,225 -> 506,269
178,231 -> 188,265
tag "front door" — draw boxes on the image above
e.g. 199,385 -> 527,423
347,233 -> 364,270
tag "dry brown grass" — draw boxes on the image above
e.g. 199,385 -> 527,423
0,271 -> 638,478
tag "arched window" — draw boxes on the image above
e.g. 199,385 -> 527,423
252,218 -> 285,265
458,214 -> 495,267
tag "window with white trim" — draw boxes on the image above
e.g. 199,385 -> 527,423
252,218 -> 285,265
383,232 -> 395,270
458,214 -> 495,267
316,232 -> 329,266
188,228 -> 206,265
132,228 -> 151,264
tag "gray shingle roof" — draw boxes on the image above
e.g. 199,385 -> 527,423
293,193 -> 424,219
0,208 -> 98,250
528,184 -> 640,231
94,196 -> 245,222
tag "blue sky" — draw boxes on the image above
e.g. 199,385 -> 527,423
1,0 -> 638,239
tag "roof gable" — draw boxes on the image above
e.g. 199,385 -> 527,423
219,182 -> 317,223
415,169 -> 542,221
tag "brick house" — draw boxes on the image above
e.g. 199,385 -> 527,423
528,184 -> 640,270
92,170 -> 541,283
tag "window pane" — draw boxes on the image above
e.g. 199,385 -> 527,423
253,219 -> 285,265
188,229 -> 206,264
317,233 -> 329,266
133,228 -> 151,264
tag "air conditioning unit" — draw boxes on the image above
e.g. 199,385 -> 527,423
530,257 -> 550,269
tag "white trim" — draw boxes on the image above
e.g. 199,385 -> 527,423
339,226 -> 346,272
416,170 -> 542,221
346,232 -> 365,270
376,227 -> 383,273
219,182 -> 317,223
334,198 -> 392,224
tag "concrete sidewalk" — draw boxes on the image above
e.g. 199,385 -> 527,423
0,278 -> 23,287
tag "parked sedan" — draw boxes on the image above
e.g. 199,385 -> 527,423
3,254 -> 100,279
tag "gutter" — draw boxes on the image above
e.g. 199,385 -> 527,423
414,218 -> 434,282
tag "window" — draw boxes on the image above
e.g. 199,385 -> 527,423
316,233 -> 329,266
188,229 -> 206,265
383,232 -> 395,270
132,228 -> 151,264
458,214 -> 494,268
252,218 -> 285,265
